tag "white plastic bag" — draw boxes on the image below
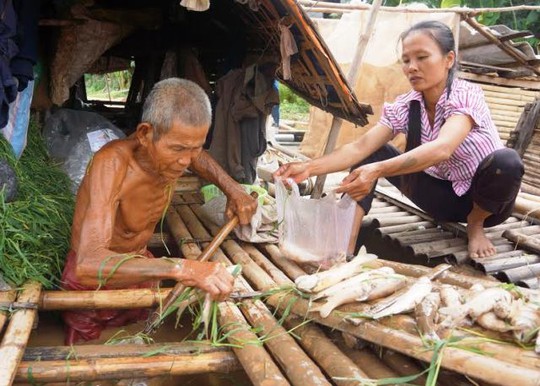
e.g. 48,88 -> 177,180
276,179 -> 356,265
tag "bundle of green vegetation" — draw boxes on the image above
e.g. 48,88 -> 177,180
0,119 -> 74,289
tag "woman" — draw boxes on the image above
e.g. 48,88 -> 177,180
273,20 -> 523,259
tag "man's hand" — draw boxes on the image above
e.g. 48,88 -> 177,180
335,163 -> 381,201
273,161 -> 310,184
176,260 -> 234,301
225,188 -> 258,225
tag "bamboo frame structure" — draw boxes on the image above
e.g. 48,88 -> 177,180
178,198 -> 332,385
163,204 -> 290,385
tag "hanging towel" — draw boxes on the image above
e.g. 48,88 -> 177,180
279,23 -> 298,80
180,0 -> 210,12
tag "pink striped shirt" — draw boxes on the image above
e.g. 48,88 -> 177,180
379,78 -> 504,196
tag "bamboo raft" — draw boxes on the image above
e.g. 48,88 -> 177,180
2,185 -> 540,385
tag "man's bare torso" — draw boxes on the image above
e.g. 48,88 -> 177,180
71,139 -> 173,254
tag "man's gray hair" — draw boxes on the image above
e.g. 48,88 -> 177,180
141,78 -> 212,141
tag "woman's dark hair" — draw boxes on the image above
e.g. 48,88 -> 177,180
400,20 -> 458,94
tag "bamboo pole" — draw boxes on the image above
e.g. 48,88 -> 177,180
23,341 -> 229,361
263,244 -> 306,280
380,349 -> 428,385
503,228 -> 540,254
393,231 -> 457,247
40,287 -> 171,310
177,202 -> 330,386
16,351 -> 240,382
336,343 -> 401,380
374,221 -> 435,235
311,0 -> 383,198
514,196 -> 540,221
497,263 -> 540,283
0,290 -> 16,334
448,243 -> 517,265
165,205 -> 290,386
240,243 -> 294,286
477,253 -> 540,274
0,281 -> 42,386
283,317 -> 368,385
299,0 -> 540,13
165,206 -> 202,259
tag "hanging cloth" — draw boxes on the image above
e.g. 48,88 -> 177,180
180,0 -> 210,12
279,23 -> 298,80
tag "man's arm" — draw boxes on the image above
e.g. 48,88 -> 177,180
190,150 -> 257,224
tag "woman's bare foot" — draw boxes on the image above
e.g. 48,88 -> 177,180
466,222 -> 496,258
466,203 -> 496,259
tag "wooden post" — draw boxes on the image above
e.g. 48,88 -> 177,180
0,282 -> 42,386
311,0 -> 383,199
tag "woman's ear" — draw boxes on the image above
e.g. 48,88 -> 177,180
446,50 -> 456,70
136,123 -> 153,146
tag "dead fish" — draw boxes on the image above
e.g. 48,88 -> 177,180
439,287 -> 513,329
295,246 -> 378,293
356,274 -> 407,302
369,276 -> 432,320
311,267 -> 395,301
312,275 -> 406,318
415,292 -> 441,341
439,284 -> 463,308
476,312 -> 515,333
509,299 -> 540,344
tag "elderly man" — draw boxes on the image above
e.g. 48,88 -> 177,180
61,78 -> 257,344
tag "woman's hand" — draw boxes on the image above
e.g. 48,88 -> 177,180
225,188 -> 258,225
335,163 -> 381,201
273,161 -> 311,184
176,260 -> 234,301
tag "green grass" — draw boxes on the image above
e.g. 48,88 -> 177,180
279,83 -> 310,122
0,119 -> 75,289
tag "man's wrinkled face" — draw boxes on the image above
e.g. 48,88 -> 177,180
147,121 -> 208,180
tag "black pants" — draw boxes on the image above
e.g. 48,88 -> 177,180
355,145 -> 524,227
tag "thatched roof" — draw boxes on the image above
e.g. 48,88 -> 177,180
41,0 -> 372,125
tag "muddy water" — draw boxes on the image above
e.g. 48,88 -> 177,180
20,311 -> 252,386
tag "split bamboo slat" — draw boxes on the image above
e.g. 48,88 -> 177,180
282,317 -> 368,385
0,281 -> 42,386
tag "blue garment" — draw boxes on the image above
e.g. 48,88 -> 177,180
0,0 -> 19,128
